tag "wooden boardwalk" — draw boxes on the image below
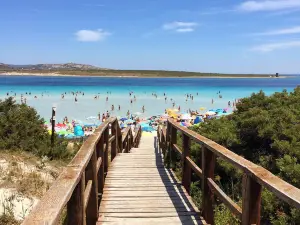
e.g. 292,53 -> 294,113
97,134 -> 206,225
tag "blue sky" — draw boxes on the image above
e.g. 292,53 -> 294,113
1,0 -> 300,74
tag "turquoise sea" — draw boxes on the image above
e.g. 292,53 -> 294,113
0,75 -> 299,123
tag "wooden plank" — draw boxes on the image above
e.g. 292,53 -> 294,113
111,121 -> 117,160
103,183 -> 180,187
173,144 -> 182,155
97,136 -> 104,196
186,156 -> 202,178
96,157 -> 102,173
85,150 -> 98,225
84,180 -> 93,211
67,175 -> 85,225
242,174 -> 262,225
207,178 -> 242,220
182,133 -> 191,194
100,211 -> 199,217
103,187 -> 185,191
100,204 -> 189,209
201,146 -> 215,224
105,191 -> 189,197
99,208 -> 195,213
168,119 -> 300,210
97,217 -> 206,225
170,126 -> 177,169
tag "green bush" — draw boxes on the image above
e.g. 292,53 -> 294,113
189,87 -> 300,224
0,97 -> 71,160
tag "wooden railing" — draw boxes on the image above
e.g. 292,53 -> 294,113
157,119 -> 300,225
22,117 -> 142,225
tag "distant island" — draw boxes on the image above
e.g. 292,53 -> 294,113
0,62 -> 280,78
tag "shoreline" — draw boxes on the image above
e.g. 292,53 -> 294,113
0,72 -> 288,79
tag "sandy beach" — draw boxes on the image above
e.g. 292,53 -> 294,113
0,71 -> 286,78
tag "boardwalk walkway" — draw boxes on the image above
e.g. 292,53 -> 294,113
98,134 -> 206,225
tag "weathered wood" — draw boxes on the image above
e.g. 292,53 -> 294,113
99,134 -> 203,225
186,156 -> 203,178
97,217 -> 206,225
242,174 -> 262,225
22,166 -> 83,225
167,119 -> 300,210
98,136 -> 104,197
84,180 -> 93,211
96,158 -> 102,173
67,176 -> 84,225
173,144 -> 182,155
111,121 -> 117,161
85,150 -> 98,225
104,128 -> 109,174
202,146 -> 215,225
170,126 -> 177,169
207,178 -> 242,220
108,135 -> 115,143
182,133 -> 191,194
22,117 -> 143,225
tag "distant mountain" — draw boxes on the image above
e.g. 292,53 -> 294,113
0,63 -> 107,70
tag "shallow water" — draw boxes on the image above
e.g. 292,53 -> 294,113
0,75 -> 299,123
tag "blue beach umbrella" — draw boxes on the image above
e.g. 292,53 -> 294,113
120,118 -> 128,122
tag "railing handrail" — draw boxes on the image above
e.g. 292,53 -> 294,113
22,117 -> 142,225
157,119 -> 300,225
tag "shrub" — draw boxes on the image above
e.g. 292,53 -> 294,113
0,97 -> 71,160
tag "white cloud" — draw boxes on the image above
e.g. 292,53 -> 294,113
237,0 -> 300,12
75,29 -> 110,42
163,21 -> 198,33
255,26 -> 300,35
251,40 -> 300,52
176,28 -> 194,33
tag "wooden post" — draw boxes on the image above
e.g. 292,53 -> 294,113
170,126 -> 177,170
51,107 -> 56,147
111,121 -> 117,161
202,146 -> 215,225
182,133 -> 191,194
118,127 -> 122,153
104,128 -> 109,174
126,135 -> 130,153
242,174 -> 262,225
67,175 -> 85,225
166,122 -> 171,168
85,150 -> 98,225
97,136 -> 104,199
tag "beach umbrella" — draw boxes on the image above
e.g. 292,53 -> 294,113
74,120 -> 84,125
199,107 -> 206,111
140,123 -> 150,128
181,114 -> 192,120
86,116 -> 97,120
120,118 -> 128,122
126,119 -> 135,124
58,130 -> 68,136
206,111 -> 216,116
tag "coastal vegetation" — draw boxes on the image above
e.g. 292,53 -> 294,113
0,98 -> 81,224
0,62 -> 274,77
182,87 -> 300,224
0,97 -> 76,160
1,69 -> 273,78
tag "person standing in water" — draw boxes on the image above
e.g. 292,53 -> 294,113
118,105 -> 121,111
142,105 -> 145,113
